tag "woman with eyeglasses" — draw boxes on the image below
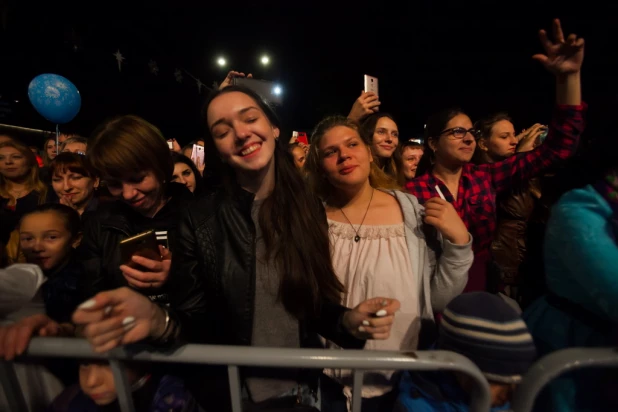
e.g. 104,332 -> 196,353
408,19 -> 585,293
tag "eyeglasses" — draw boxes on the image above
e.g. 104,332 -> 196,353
440,127 -> 478,140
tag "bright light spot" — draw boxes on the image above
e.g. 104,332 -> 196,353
261,55 -> 270,65
273,86 -> 282,95
217,57 -> 226,67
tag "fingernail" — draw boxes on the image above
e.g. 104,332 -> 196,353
376,309 -> 387,317
104,306 -> 112,315
358,326 -> 366,332
362,320 -> 370,326
78,299 -> 96,309
122,316 -> 135,326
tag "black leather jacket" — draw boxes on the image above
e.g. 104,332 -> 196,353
77,183 -> 194,303
168,184 -> 363,350
166,184 -> 363,410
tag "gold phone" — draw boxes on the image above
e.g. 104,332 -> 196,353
119,230 -> 161,270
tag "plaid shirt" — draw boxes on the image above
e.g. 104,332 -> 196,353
406,104 -> 586,254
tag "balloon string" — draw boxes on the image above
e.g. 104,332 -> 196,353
56,124 -> 59,154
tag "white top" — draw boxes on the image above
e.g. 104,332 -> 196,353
324,219 -> 421,400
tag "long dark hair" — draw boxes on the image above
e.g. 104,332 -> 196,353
170,152 -> 206,197
360,112 -> 400,179
202,85 -> 344,319
416,107 -> 467,177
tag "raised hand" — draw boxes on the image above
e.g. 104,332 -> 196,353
219,71 -> 253,90
347,91 -> 380,122
533,19 -> 584,76
424,197 -> 470,245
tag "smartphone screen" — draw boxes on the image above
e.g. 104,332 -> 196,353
364,75 -> 379,96
167,141 -> 173,149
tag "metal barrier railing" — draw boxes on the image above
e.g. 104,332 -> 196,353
0,337 -> 492,412
512,347 -> 618,412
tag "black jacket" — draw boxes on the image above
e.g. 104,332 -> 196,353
77,183 -> 194,303
166,184 -> 363,409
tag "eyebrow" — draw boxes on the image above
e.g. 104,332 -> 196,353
321,135 -> 359,152
210,106 -> 260,131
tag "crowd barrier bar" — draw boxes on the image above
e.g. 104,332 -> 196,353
512,347 -> 618,412
0,337 -> 492,412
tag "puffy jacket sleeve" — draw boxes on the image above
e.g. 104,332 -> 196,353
166,207 -> 209,343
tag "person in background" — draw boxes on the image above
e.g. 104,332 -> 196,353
395,292 -> 537,412
0,139 -> 47,244
360,112 -> 400,180
18,204 -> 83,323
47,357 -> 200,412
42,137 -> 58,167
473,114 -> 549,301
170,152 -> 205,197
408,19 -> 585,293
49,152 -> 100,216
398,140 -> 424,184
60,136 -> 88,154
288,142 -> 307,171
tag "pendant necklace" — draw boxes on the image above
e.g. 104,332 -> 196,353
339,188 -> 375,243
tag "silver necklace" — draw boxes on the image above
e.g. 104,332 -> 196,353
339,188 -> 375,243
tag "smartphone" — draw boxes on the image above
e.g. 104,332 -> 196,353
191,144 -> 205,168
297,132 -> 309,145
539,127 -> 549,143
119,230 -> 161,270
167,140 -> 173,149
232,77 -> 283,105
363,75 -> 379,96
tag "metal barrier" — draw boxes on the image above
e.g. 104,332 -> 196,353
512,347 -> 618,412
1,337 -> 492,412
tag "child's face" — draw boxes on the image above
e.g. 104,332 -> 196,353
79,363 -> 139,405
19,211 -> 79,271
489,382 -> 515,408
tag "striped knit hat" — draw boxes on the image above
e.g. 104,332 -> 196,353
438,292 -> 537,384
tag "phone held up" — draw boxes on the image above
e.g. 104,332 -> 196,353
364,74 -> 378,96
119,230 -> 161,271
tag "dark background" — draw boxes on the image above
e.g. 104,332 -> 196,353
0,0 -> 616,147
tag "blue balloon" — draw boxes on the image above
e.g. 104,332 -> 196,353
27,74 -> 81,124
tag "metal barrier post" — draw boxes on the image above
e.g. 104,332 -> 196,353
0,361 -> 29,411
512,347 -> 618,412
109,358 -> 136,412
13,338 -> 492,412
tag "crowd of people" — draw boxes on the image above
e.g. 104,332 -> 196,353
0,19 -> 614,412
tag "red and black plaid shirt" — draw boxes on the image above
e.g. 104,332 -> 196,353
406,104 -> 586,254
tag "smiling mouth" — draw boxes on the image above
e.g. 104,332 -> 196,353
240,143 -> 260,156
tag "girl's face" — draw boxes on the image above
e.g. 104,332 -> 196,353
19,211 -> 80,271
79,363 -> 139,406
51,169 -> 99,209
171,162 -> 197,193
45,139 -> 57,160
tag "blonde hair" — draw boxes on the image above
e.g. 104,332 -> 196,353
0,140 -> 47,204
305,116 -> 400,200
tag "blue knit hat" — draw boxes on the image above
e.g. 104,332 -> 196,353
438,292 -> 537,384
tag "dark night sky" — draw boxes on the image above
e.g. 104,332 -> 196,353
0,0 -> 616,147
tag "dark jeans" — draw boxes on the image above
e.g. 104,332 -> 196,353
320,374 -> 398,412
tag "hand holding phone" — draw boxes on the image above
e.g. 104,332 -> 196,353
119,231 -> 171,289
363,74 -> 379,96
